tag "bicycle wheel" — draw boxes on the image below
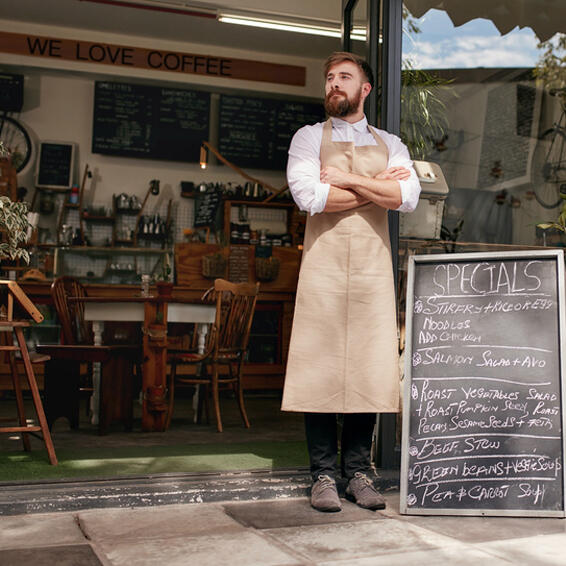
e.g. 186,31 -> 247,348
0,115 -> 32,173
532,127 -> 566,209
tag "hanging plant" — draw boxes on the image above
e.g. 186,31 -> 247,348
400,64 -> 454,160
0,196 -> 31,263
397,10 -> 456,160
534,33 -> 566,93
0,142 -> 31,263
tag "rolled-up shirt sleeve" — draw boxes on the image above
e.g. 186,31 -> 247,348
287,125 -> 329,215
381,131 -> 421,213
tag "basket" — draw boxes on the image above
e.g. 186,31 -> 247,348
255,256 -> 280,282
202,253 -> 226,279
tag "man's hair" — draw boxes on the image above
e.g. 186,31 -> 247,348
323,52 -> 374,88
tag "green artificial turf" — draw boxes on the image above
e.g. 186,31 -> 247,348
0,441 -> 309,483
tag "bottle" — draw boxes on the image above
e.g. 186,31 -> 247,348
69,184 -> 79,204
72,228 -> 83,246
141,274 -> 150,297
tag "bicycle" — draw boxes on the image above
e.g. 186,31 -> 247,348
532,87 -> 566,209
0,114 -> 32,173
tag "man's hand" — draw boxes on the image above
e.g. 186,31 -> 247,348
375,166 -> 411,181
320,166 -> 353,189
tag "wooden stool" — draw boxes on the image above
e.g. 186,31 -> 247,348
0,279 -> 57,465
0,321 -> 57,465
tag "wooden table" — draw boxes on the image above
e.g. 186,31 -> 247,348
75,295 -> 215,432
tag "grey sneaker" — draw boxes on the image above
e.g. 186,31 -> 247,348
346,472 -> 386,510
311,474 -> 342,512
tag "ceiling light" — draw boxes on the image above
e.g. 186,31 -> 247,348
218,12 -> 367,41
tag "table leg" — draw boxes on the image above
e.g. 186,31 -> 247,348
91,320 -> 104,426
192,323 -> 210,423
142,300 -> 168,431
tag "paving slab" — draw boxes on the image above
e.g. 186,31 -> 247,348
223,497 -> 383,529
476,533 -> 566,566
316,543 -> 515,566
265,515 -> 460,562
0,544 -> 102,566
394,513 -> 566,543
79,502 -> 245,542
96,530 -> 301,566
383,491 -> 566,543
0,512 -> 85,550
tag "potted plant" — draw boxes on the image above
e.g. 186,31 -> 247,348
0,141 -> 31,266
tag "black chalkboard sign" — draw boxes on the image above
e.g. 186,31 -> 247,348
401,250 -> 565,517
0,73 -> 23,112
92,81 -> 210,162
218,94 -> 324,170
35,141 -> 76,189
194,185 -> 222,228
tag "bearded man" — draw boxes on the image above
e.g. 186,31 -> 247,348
282,52 -> 421,512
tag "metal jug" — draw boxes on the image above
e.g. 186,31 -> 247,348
60,224 -> 73,246
129,195 -> 141,210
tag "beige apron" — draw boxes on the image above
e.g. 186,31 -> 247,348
282,119 -> 399,413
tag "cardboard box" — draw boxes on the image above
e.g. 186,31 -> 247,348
400,161 -> 449,239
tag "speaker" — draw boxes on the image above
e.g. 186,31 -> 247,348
0,73 -> 23,112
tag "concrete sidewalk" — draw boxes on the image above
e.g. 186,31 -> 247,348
1,491 -> 565,565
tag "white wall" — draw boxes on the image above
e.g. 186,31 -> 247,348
0,19 -> 326,230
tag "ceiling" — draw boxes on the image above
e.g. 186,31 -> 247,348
0,0 -> 346,58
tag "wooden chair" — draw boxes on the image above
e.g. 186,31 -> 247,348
37,276 -> 140,434
50,276 -> 91,345
46,276 -> 93,426
166,278 -> 260,433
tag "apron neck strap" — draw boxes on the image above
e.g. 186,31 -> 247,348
322,119 -> 333,145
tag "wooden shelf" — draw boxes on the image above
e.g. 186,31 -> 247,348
82,214 -> 114,223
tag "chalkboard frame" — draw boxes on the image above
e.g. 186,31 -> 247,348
35,140 -> 76,190
92,81 -> 210,163
400,249 -> 566,517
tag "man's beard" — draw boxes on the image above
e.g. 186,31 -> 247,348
324,87 -> 362,118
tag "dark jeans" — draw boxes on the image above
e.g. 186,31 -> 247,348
304,412 -> 376,481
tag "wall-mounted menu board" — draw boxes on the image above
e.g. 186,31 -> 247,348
218,94 -> 325,170
401,250 -> 565,517
194,185 -> 222,228
35,141 -> 76,189
92,81 -> 210,162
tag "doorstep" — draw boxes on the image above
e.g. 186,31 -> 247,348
0,468 -> 400,515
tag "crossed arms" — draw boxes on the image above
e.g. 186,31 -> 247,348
320,165 -> 410,213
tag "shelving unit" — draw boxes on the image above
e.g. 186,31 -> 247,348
247,302 -> 282,364
54,246 -> 171,284
223,199 -> 296,244
113,202 -> 139,246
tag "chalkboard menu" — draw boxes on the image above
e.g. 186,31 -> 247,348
229,245 -> 249,283
401,250 -> 565,517
218,94 -> 325,170
35,141 -> 76,189
194,185 -> 222,228
92,81 -> 210,162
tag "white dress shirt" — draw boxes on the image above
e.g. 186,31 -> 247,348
287,116 -> 421,215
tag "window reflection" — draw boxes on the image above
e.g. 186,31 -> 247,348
401,6 -> 566,247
